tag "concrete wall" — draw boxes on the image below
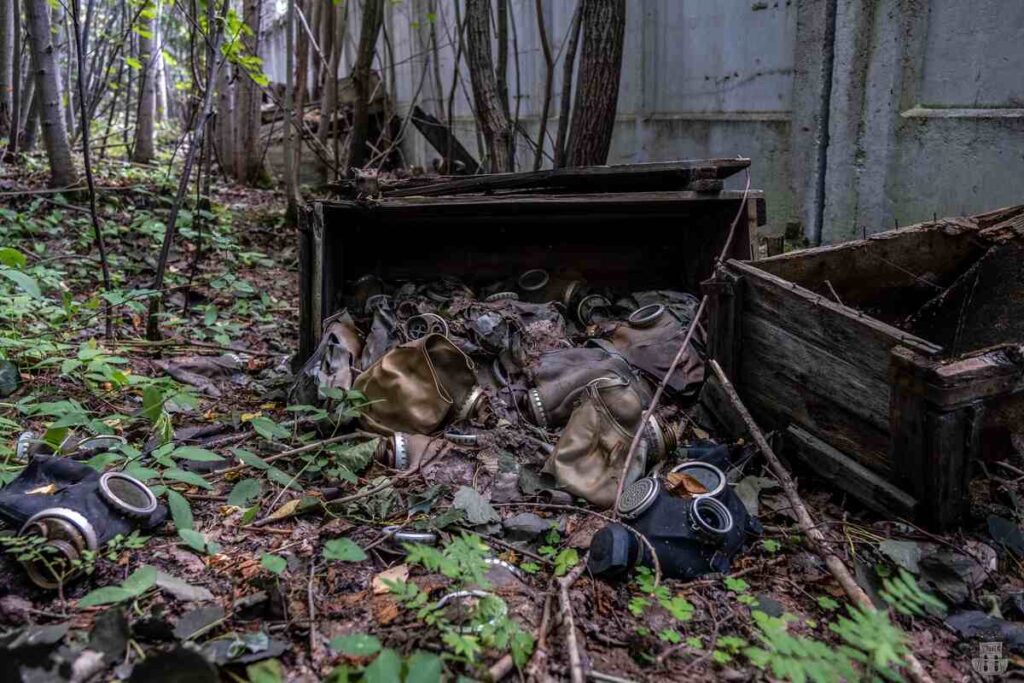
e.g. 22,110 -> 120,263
262,0 -> 1024,244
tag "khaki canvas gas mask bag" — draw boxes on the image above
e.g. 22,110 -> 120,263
523,347 -> 635,428
354,333 -> 483,435
591,297 -> 706,398
543,375 -> 660,509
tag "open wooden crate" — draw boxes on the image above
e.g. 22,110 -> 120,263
704,205 -> 1024,527
298,159 -> 764,361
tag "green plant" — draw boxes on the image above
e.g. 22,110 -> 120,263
383,533 -> 535,671
879,569 -> 946,617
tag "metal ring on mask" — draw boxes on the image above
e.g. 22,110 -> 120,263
20,508 -> 99,552
435,590 -> 508,634
690,496 -> 734,541
77,435 -> 128,453
99,472 -> 158,518
485,291 -> 519,303
391,433 -> 410,470
455,386 -> 485,422
15,431 -> 36,460
406,313 -> 449,340
668,461 -> 727,499
382,525 -> 438,547
518,269 -> 549,292
628,304 -> 665,328
561,280 -> 583,308
445,431 -> 480,446
616,477 -> 660,520
576,294 -> 611,326
643,415 -> 668,461
527,388 -> 549,428
483,557 -> 525,580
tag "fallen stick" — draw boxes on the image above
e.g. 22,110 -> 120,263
708,359 -> 934,683
486,582 -> 555,681
205,432 -> 375,480
559,558 -> 590,683
611,170 -> 751,514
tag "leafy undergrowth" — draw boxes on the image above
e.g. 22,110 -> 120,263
0,153 -> 1014,682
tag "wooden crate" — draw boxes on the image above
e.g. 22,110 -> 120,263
298,159 -> 764,361
704,205 -> 1024,527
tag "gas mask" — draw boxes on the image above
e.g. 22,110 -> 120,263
292,311 -> 365,406
374,433 -> 453,471
0,456 -> 166,588
354,333 -> 485,435
587,456 -> 759,580
522,348 -> 637,429
589,293 -> 707,399
542,375 -> 671,509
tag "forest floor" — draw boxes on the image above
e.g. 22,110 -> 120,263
0,151 -> 1020,682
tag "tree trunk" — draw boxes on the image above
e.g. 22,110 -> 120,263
564,0 -> 624,168
132,0 -> 157,163
8,0 -> 21,154
0,0 -> 14,140
495,0 -> 508,118
316,0 -> 341,182
234,0 -> 266,185
533,0 -> 553,171
154,0 -> 167,123
214,61 -> 233,175
284,0 -> 298,223
292,0 -> 308,176
347,0 -> 383,170
465,0 -> 511,172
20,72 -> 37,151
553,1 -> 581,168
25,0 -> 77,185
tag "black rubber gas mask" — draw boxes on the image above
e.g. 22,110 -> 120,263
0,456 -> 166,588
587,456 -> 759,580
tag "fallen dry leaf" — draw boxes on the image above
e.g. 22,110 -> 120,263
665,471 -> 709,497
372,564 -> 409,595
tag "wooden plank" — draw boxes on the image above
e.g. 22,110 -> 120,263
297,205 -> 316,363
742,314 -> 892,431
729,259 -> 943,363
787,426 -> 917,518
698,374 -> 750,441
383,158 -> 751,198
738,332 -> 893,475
702,268 -> 743,379
408,105 -> 481,174
891,344 -> 1024,409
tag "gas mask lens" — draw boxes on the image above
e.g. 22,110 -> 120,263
690,496 -> 734,540
98,472 -> 159,518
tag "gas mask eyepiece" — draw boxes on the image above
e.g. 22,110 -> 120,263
98,472 -> 158,519
18,508 -> 99,589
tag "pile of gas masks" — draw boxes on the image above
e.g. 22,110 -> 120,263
0,434 -> 166,588
295,270 -> 707,511
588,446 -> 760,580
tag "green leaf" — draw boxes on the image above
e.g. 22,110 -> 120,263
261,553 -> 287,576
554,548 -> 579,577
178,529 -> 209,553
171,446 -> 224,462
0,247 -> 27,269
0,269 -> 41,297
404,651 -> 442,683
78,586 -> 133,608
227,478 -> 261,507
452,486 -> 499,525
363,649 -> 401,683
166,489 -> 194,530
125,56 -> 142,70
142,386 -> 165,422
323,538 -> 367,562
250,416 -> 289,441
233,448 -> 270,469
122,565 -> 158,596
165,468 -> 213,490
329,633 -> 381,656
